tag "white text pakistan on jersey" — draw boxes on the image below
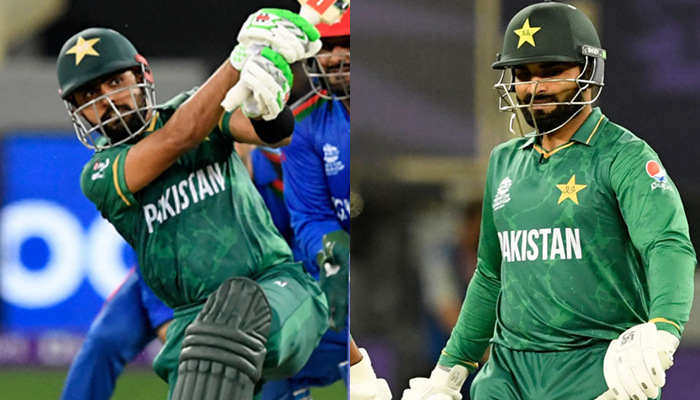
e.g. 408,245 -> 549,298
497,227 -> 582,262
143,162 -> 226,233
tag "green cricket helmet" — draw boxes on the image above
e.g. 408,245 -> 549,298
492,1 -> 606,136
303,9 -> 350,101
57,27 -> 156,150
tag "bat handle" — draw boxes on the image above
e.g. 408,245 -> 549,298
299,5 -> 321,25
221,82 -> 251,112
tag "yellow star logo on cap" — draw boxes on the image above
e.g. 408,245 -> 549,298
66,36 -> 100,65
514,18 -> 541,49
556,175 -> 587,205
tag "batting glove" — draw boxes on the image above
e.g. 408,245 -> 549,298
350,348 -> 393,400
402,364 -> 468,400
238,48 -> 292,121
596,322 -> 680,400
231,8 -> 321,71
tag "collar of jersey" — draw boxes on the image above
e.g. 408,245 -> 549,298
520,107 -> 608,152
144,111 -> 161,133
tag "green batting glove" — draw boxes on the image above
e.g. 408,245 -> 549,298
316,229 -> 349,331
235,8 -> 322,67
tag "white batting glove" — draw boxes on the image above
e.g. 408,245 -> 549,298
238,50 -> 291,120
232,8 -> 321,71
350,348 -> 393,400
596,323 -> 680,400
402,364 -> 468,400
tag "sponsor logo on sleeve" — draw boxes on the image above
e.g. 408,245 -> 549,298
646,160 -> 673,192
91,158 -> 110,180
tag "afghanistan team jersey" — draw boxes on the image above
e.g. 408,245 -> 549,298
440,107 -> 696,370
80,89 -> 293,309
281,91 -> 350,278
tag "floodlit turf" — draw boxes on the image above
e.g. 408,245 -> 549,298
0,368 -> 346,400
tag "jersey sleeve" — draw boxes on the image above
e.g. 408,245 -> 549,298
438,151 -> 502,372
282,121 -> 343,273
610,140 -> 696,338
80,146 -> 137,223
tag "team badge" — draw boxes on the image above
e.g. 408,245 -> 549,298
556,175 -> 587,205
66,36 -> 100,65
514,18 -> 541,48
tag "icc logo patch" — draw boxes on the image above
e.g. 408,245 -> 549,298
645,160 -> 666,182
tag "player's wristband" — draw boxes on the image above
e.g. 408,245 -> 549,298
249,105 -> 294,144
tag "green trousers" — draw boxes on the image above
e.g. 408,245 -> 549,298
152,262 -> 329,399
470,343 -> 661,400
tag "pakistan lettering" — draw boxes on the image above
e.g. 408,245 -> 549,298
143,163 -> 226,233
497,228 -> 582,262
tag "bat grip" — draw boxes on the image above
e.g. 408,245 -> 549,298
299,5 -> 321,25
221,83 -> 250,112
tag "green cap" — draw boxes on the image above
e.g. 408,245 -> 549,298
57,27 -> 142,99
492,1 -> 604,69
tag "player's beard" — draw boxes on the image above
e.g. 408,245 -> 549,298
518,87 -> 583,133
100,94 -> 148,144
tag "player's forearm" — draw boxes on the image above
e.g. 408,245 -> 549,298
165,61 -> 240,149
124,62 -> 239,193
648,240 -> 696,338
438,265 -> 499,373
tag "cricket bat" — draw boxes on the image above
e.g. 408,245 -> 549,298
221,0 -> 350,112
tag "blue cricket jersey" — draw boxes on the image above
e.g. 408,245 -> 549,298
250,147 -> 305,265
282,92 -> 350,278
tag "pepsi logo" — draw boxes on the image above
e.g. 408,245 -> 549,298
646,160 -> 666,182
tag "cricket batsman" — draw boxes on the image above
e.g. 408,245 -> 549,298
401,1 -> 696,399
55,9 -> 331,399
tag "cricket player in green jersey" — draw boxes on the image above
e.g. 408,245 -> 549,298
56,9 -> 331,400
401,2 -> 696,400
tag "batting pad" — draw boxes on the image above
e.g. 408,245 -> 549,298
172,277 -> 272,400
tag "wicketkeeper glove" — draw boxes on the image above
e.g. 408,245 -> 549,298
316,229 -> 349,331
596,322 -> 680,400
231,8 -> 321,71
350,348 -> 393,400
401,365 -> 469,400
237,48 -> 292,121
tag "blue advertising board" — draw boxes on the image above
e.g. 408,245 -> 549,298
0,132 -> 135,334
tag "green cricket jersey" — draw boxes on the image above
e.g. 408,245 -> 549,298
80,89 -> 293,308
440,108 -> 696,372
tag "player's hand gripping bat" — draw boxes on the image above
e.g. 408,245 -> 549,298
221,0 -> 350,113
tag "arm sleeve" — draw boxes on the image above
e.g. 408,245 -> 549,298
281,123 -> 343,273
610,140 -> 697,338
80,147 -> 137,214
438,154 -> 502,372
